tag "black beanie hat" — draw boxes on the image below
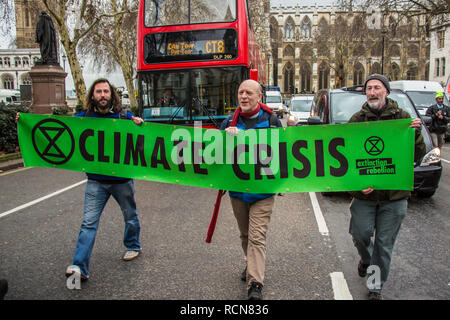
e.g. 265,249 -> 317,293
364,74 -> 390,93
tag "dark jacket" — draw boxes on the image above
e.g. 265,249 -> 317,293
348,97 -> 426,201
425,103 -> 450,134
220,109 -> 282,203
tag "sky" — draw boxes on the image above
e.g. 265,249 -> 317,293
1,0 -> 338,91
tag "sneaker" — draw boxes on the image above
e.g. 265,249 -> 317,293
241,266 -> 247,282
248,282 -> 263,300
358,260 -> 369,277
368,291 -> 383,300
0,279 -> 8,300
65,265 -> 88,280
122,250 -> 141,261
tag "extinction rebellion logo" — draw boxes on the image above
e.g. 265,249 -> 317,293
356,136 -> 396,175
32,119 -> 75,165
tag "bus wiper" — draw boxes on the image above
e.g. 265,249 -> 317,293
168,102 -> 186,124
195,98 -> 219,128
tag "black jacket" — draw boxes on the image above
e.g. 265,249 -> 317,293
425,103 -> 450,134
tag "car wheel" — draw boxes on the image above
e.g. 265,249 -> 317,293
416,189 -> 436,198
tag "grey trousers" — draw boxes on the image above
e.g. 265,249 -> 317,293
230,196 -> 274,289
430,132 -> 445,149
349,198 -> 407,293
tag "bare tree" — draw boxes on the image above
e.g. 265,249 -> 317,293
79,0 -> 138,109
42,0 -> 130,107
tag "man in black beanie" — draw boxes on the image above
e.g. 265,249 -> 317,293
347,74 -> 426,300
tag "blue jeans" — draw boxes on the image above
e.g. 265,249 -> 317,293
349,198 -> 407,293
72,179 -> 141,277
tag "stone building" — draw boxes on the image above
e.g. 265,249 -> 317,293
14,0 -> 43,49
0,48 -> 40,90
429,15 -> 449,87
267,4 -> 430,96
0,1 -> 43,90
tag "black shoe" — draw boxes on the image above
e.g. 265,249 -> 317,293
358,260 -> 369,277
0,279 -> 8,300
241,266 -> 247,282
368,291 -> 383,300
248,282 -> 263,300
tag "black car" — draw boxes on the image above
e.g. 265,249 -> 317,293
307,86 -> 442,198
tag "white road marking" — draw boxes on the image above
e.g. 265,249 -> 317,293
308,192 -> 329,236
0,180 -> 87,219
441,158 -> 450,164
330,272 -> 353,300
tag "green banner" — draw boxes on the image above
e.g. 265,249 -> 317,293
17,113 -> 415,193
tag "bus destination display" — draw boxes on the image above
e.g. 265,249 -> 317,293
144,29 -> 237,63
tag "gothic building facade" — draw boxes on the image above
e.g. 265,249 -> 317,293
267,4 -> 430,95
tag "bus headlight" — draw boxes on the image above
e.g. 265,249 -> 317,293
420,147 -> 441,167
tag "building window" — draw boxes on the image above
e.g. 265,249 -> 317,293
437,30 -> 445,48
353,63 -> 365,85
300,63 -> 311,93
4,57 -> 11,67
442,57 -> 446,77
318,62 -> 329,90
0,58 -> 2,67
285,19 -> 294,40
390,63 -> 400,81
283,45 -> 294,57
301,19 -> 311,39
25,8 -> 30,27
23,57 -> 30,67
436,58 -> 440,76
3,75 -> 14,89
284,63 -> 294,93
14,57 -> 21,67
22,74 -> 32,85
407,65 -> 418,80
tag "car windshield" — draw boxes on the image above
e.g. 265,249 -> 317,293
406,91 -> 450,109
331,91 -> 418,123
266,96 -> 281,103
291,99 -> 312,112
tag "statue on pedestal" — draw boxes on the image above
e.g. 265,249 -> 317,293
35,11 -> 58,65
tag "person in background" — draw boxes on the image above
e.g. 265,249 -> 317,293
425,91 -> 450,149
347,74 -> 426,300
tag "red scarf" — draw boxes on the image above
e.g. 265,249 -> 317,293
230,102 -> 273,126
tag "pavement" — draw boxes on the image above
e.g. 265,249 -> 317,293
0,158 -> 24,173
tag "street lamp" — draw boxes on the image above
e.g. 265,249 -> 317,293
381,29 -> 387,75
62,53 -> 66,71
267,52 -> 271,86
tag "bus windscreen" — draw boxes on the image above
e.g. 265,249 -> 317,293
144,29 -> 238,64
139,67 -> 244,125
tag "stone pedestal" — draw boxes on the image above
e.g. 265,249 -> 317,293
29,64 -> 67,114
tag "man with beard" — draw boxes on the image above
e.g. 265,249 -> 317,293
347,74 -> 426,300
65,78 -> 144,282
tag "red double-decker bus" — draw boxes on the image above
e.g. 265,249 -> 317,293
137,0 -> 266,128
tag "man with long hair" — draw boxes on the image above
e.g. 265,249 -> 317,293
65,78 -> 144,281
